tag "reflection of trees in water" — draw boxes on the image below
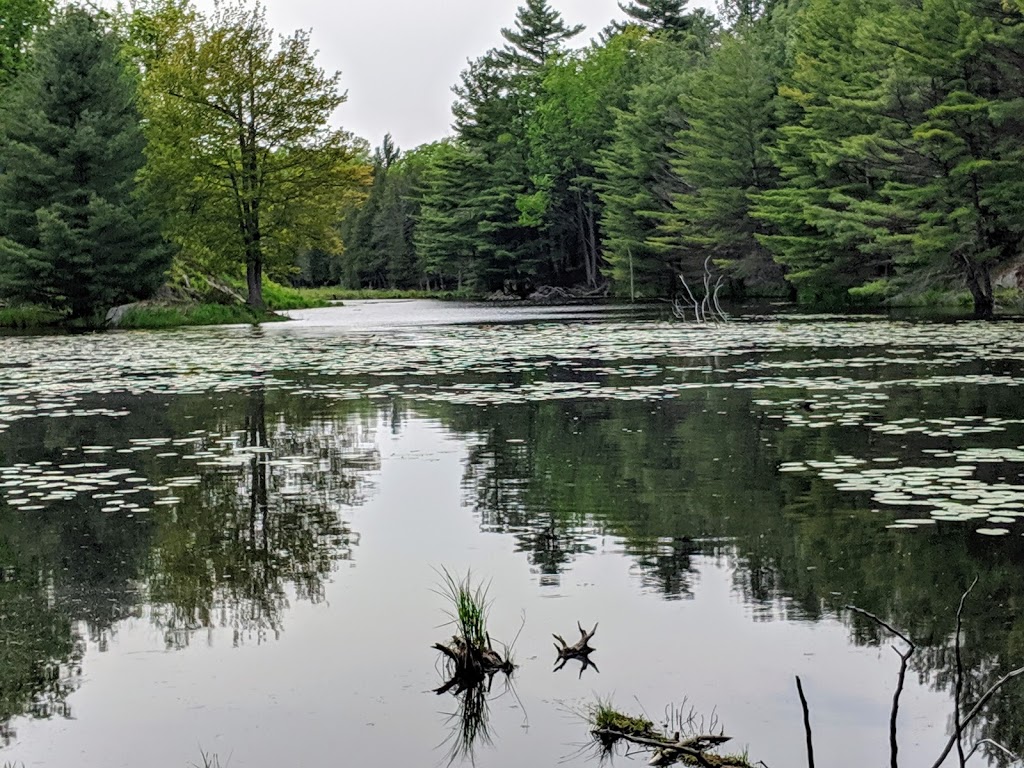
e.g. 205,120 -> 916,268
439,392 -> 780,597
0,387 -> 379,735
0,578 -> 83,746
146,386 -> 380,647
429,387 -> 1024,759
456,403 -> 598,586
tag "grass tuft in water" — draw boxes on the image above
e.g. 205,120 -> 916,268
590,699 -> 656,737
190,750 -> 223,768
435,566 -> 491,651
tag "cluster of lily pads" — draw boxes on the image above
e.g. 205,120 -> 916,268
3,315 -> 1024,537
779,454 -> 1024,535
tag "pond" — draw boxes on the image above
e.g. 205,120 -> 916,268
1,299 -> 1023,768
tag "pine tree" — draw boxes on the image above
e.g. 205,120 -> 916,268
414,141 -> 485,290
528,29 -> 647,288
0,7 -> 169,319
660,26 -> 782,293
618,0 -> 691,34
751,0 -> 898,303
498,0 -> 584,72
866,0 -> 1024,316
595,38 -> 699,296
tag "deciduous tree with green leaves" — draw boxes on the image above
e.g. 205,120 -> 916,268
142,0 -> 365,309
0,0 -> 52,86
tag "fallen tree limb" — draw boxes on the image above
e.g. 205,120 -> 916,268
592,728 -> 744,767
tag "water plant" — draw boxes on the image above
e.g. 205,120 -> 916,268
431,568 -> 520,764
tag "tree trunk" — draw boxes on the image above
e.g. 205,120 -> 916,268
246,256 -> 264,310
963,258 -> 994,319
584,192 -> 600,289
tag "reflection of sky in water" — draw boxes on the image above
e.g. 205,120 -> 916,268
1,420 -> 955,768
2,303 -> 1024,767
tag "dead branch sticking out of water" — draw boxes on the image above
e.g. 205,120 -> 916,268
553,621 -> 598,676
673,258 -> 728,324
844,605 -> 915,768
795,676 -> 814,768
832,582 -> 1024,768
589,701 -> 751,768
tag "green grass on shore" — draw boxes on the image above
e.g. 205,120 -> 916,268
290,286 -> 477,301
257,279 -> 332,310
0,304 -> 67,328
116,303 -> 281,329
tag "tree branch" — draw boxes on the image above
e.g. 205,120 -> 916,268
795,676 -> 815,768
845,605 -> 915,768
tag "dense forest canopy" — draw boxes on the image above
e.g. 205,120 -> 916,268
1,0 -> 1023,318
337,0 -> 1024,316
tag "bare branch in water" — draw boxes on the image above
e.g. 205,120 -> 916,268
795,676 -> 815,768
845,605 -> 915,768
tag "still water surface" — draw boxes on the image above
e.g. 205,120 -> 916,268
2,300 -> 1023,767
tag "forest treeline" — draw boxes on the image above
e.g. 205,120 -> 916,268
335,0 -> 1024,316
1,0 -> 1023,320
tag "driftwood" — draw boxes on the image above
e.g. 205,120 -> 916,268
553,621 -> 599,676
528,283 -> 611,303
433,635 -> 513,696
592,728 -> 743,768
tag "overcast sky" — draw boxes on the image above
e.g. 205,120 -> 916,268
192,0 -> 716,152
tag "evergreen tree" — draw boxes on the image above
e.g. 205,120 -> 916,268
660,26 -> 782,293
498,0 -> 584,72
0,7 -> 169,319
866,0 -> 1024,316
528,28 -> 647,288
595,38 -> 700,296
752,0 -> 899,303
618,0 -> 691,34
414,141 -> 485,290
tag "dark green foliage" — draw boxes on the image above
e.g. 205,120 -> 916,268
414,141 -> 485,290
498,0 -> 584,72
335,0 -> 1024,309
660,25 -> 782,292
617,0 -> 692,34
0,8 -> 170,320
595,38 -> 700,297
